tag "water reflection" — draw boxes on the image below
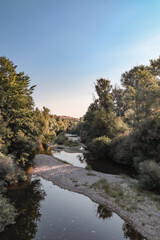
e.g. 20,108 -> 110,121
0,177 -> 145,240
53,150 -> 87,168
96,205 -> 113,219
123,223 -> 145,240
0,179 -> 45,240
53,149 -> 137,177
96,205 -> 145,239
84,152 -> 137,177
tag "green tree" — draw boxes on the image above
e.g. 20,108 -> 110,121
122,69 -> 160,127
0,56 -> 38,165
95,78 -> 113,112
112,85 -> 126,117
121,65 -> 146,89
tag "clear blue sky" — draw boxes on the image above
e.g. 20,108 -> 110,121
1,0 -> 160,117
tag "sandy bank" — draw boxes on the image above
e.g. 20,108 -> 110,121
32,154 -> 160,240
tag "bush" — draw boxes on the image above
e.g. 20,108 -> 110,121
138,160 -> 160,191
10,130 -> 37,166
54,133 -> 68,145
110,131 -> 136,166
0,193 -> 17,232
110,116 -> 160,167
88,136 -> 111,159
0,153 -> 27,184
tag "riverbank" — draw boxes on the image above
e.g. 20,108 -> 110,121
32,154 -> 160,240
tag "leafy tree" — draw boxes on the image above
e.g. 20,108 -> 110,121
112,85 -> 126,117
121,65 -> 146,89
79,78 -> 128,148
91,109 -> 115,139
79,79 -> 114,142
0,56 -> 38,165
122,69 -> 160,127
94,78 -> 113,112
150,56 -> 160,79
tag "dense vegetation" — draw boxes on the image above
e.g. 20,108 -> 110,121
1,55 -> 160,231
0,56 -> 78,231
0,56 -> 78,165
71,56 -> 160,191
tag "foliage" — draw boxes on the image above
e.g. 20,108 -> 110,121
0,152 -> 27,184
88,136 -> 111,159
73,56 -> 160,180
54,133 -> 68,145
0,57 -> 78,165
94,78 -> 113,112
112,85 -> 126,117
138,160 -> 160,192
0,57 -> 38,165
54,133 -> 78,147
0,193 -> 17,232
110,115 -> 160,167
76,78 -> 128,143
121,67 -> 160,128
34,107 -> 78,145
109,131 -> 134,166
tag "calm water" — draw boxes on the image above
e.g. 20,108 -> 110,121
53,134 -> 137,177
0,177 -> 144,240
53,150 -> 87,168
53,150 -> 137,177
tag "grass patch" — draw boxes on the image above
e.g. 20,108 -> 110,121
92,179 -> 124,197
92,179 -> 139,212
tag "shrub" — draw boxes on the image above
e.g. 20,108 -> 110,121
110,116 -> 160,167
110,131 -> 137,166
138,160 -> 160,191
54,133 -> 68,145
0,193 -> 17,232
0,153 -> 27,184
88,136 -> 111,159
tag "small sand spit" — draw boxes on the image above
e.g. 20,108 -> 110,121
32,154 -> 160,240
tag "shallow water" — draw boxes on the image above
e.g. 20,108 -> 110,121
53,150 -> 137,177
53,134 -> 137,177
0,177 -> 144,240
53,150 -> 87,168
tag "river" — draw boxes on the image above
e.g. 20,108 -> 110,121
53,134 -> 137,177
0,176 -> 144,240
0,134 -> 144,239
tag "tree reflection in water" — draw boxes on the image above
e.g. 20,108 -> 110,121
0,179 -> 45,240
96,204 -> 113,219
83,152 -> 137,177
97,204 -> 145,240
123,223 -> 146,240
0,178 -> 146,240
